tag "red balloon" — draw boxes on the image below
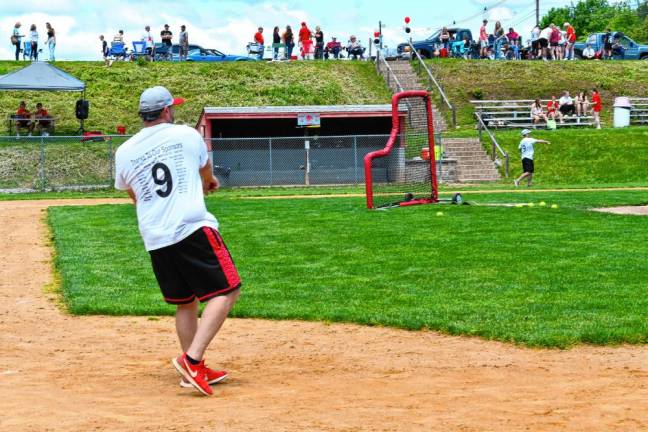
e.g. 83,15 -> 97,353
405,16 -> 411,24
374,31 -> 380,37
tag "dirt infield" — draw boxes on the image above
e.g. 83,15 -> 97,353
593,205 -> 648,216
1,199 -> 647,431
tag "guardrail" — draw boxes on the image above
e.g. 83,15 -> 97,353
474,113 -> 509,177
408,41 -> 456,128
375,50 -> 405,92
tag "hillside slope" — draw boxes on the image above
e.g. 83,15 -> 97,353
422,60 -> 648,127
0,61 -> 391,134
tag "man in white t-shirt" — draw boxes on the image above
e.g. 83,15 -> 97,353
114,86 -> 241,396
141,25 -> 154,57
514,129 -> 550,187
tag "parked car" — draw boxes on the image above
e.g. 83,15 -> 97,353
186,48 -> 254,62
397,28 -> 473,59
574,32 -> 648,60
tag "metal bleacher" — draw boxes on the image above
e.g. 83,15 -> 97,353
629,98 -> 648,125
471,99 -> 594,129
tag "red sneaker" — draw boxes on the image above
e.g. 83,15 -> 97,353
172,353 -> 212,396
180,361 -> 228,388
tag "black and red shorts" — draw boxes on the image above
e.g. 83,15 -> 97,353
522,158 -> 534,174
149,227 -> 241,305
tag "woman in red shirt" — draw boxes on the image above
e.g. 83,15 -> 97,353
591,88 -> 602,129
564,22 -> 576,60
547,95 -> 564,123
299,22 -> 313,59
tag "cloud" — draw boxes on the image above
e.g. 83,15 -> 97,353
486,7 -> 514,21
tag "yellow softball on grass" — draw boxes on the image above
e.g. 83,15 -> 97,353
528,202 -> 535,207
539,201 -> 547,206
436,211 -> 444,216
551,204 -> 559,209
515,204 -> 524,208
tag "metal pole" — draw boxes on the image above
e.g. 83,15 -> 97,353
39,137 -> 45,190
268,137 -> 273,185
379,21 -> 383,50
536,0 -> 540,26
353,136 -> 358,184
108,138 -> 114,182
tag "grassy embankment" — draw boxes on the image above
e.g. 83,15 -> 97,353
49,189 -> 648,348
422,59 -> 648,127
0,60 -> 391,134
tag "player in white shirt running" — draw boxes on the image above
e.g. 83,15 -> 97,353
115,86 -> 241,396
514,129 -> 550,187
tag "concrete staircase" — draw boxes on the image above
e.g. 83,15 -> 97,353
382,60 -> 447,132
443,138 -> 501,182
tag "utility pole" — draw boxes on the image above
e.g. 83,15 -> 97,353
536,0 -> 540,26
379,20 -> 383,50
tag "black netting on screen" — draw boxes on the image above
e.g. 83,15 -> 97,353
366,94 -> 438,209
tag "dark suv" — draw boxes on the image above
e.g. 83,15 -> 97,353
397,28 -> 473,58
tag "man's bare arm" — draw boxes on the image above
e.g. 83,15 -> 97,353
199,158 -> 220,194
127,188 -> 137,204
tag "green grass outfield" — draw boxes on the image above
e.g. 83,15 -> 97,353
48,190 -> 648,348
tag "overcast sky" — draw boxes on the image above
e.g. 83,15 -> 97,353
1,0 -> 600,61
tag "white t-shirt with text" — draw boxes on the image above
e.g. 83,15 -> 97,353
114,123 -> 218,251
519,137 -> 538,160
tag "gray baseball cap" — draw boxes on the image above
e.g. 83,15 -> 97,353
139,86 -> 185,113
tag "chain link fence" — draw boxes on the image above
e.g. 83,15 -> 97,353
0,135 -> 130,192
0,133 -> 445,191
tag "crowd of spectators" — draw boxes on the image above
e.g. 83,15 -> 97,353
13,101 -> 55,136
11,22 -> 56,61
530,88 -> 602,129
249,22 -> 366,61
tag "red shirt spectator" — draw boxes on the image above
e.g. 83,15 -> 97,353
35,107 -> 48,117
547,99 -> 558,114
550,27 -> 561,44
299,22 -> 311,42
16,105 -> 30,118
479,23 -> 488,41
254,28 -> 264,44
592,91 -> 602,112
566,24 -> 576,43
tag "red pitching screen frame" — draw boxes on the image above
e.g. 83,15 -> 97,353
363,90 -> 438,209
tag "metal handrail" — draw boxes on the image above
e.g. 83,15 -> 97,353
408,41 -> 456,128
376,50 -> 405,92
475,112 -> 509,178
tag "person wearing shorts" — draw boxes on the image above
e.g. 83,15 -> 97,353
538,25 -> 551,60
591,87 -> 602,129
514,129 -> 550,187
479,19 -> 489,58
114,86 -> 241,396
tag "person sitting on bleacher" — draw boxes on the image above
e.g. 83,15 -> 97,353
530,98 -> 548,127
15,101 -> 34,136
34,103 -> 53,136
582,43 -> 596,60
547,95 -> 564,124
559,91 -> 576,117
575,91 -> 590,117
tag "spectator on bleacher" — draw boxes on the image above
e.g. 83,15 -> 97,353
283,25 -> 295,59
575,91 -> 590,117
564,22 -> 576,60
346,35 -> 365,60
29,24 -> 38,61
582,43 -> 596,60
15,101 -> 33,136
462,35 -> 472,59
298,22 -> 313,60
161,24 -> 173,47
272,26 -> 281,60
34,103 -> 53,136
531,98 -> 548,127
549,24 -> 562,60
547,95 -> 564,123
538,25 -> 551,61
45,23 -> 56,61
591,88 -> 602,129
559,91 -> 576,117
179,25 -> 189,61
440,27 -> 451,51
479,19 -> 489,58
530,25 -> 540,58
603,29 -> 612,59
113,30 -> 124,43
325,37 -> 342,59
253,27 -> 264,60
314,26 -> 324,60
